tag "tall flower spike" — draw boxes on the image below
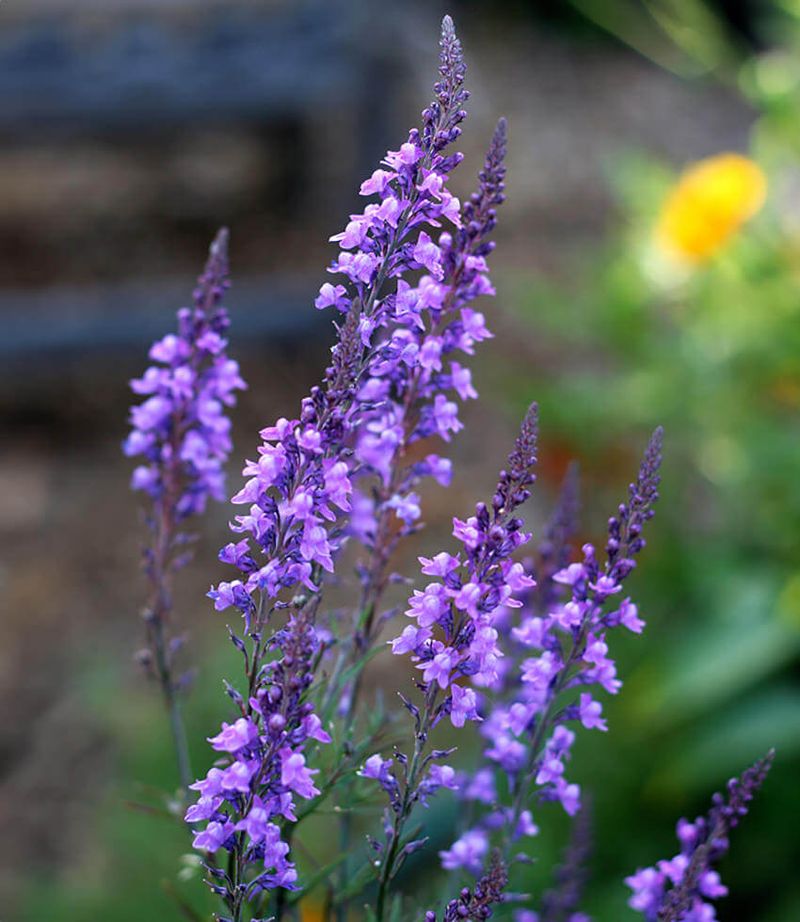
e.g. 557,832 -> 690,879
626,751 -> 774,922
125,228 -> 246,788
442,429 -> 663,871
324,87 -> 508,730
367,406 -> 540,920
189,16 -> 488,914
126,228 -> 245,521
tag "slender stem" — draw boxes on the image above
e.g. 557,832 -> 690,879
375,685 -> 437,922
150,615 -> 193,791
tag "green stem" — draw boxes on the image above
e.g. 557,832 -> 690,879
375,686 -> 436,922
154,619 -> 193,791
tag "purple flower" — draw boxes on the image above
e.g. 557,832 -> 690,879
188,19 -> 489,914
280,748 -> 320,800
335,112 -> 509,701
440,828 -> 489,874
192,819 -> 235,853
393,404 -> 539,701
125,229 -> 245,521
187,611 -> 325,898
447,430 -> 662,863
127,229 -> 246,789
208,717 -> 258,753
450,683 -> 480,728
577,692 -> 607,731
626,751 -> 773,922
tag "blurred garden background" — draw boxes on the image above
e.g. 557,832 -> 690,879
1,0 -> 799,919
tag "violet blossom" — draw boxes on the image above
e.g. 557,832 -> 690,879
365,403 -> 539,920
443,428 -> 663,870
125,228 -> 245,521
125,228 -> 246,787
626,751 -> 773,922
187,14 -> 494,915
322,21 -> 508,712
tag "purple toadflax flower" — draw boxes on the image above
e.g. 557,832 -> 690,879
364,403 -> 539,920
393,401 -> 539,699
626,751 -> 773,922
443,428 -> 663,872
317,19 -> 508,727
187,14 -> 496,915
124,228 -> 246,787
206,15 -> 481,635
187,606 -> 330,908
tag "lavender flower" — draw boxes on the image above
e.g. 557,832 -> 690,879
187,606 -> 331,907
343,114 -> 505,605
392,402 -> 539,699
207,15 -> 478,632
366,404 -> 539,920
187,15 -> 493,915
626,751 -> 773,921
113,12 -> 783,922
126,228 -> 245,520
125,228 -> 246,787
322,28 -> 508,707
443,429 -> 663,870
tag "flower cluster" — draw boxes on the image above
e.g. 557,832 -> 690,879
444,429 -> 663,868
187,609 -> 331,904
315,23 -> 507,685
125,229 -> 246,787
391,402 -> 539,714
361,405 -> 539,916
343,115 -> 505,546
125,228 -> 246,522
187,15 -> 496,911
107,14 -> 780,922
626,751 -> 773,921
207,16 -> 478,633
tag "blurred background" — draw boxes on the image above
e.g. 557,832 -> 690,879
1,0 -> 799,919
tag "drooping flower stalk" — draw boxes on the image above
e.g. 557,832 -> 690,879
626,750 -> 773,922
185,16 -> 491,918
442,429 -> 663,872
364,404 -> 539,921
124,228 -> 246,788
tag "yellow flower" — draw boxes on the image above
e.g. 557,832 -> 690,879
655,153 -> 766,264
